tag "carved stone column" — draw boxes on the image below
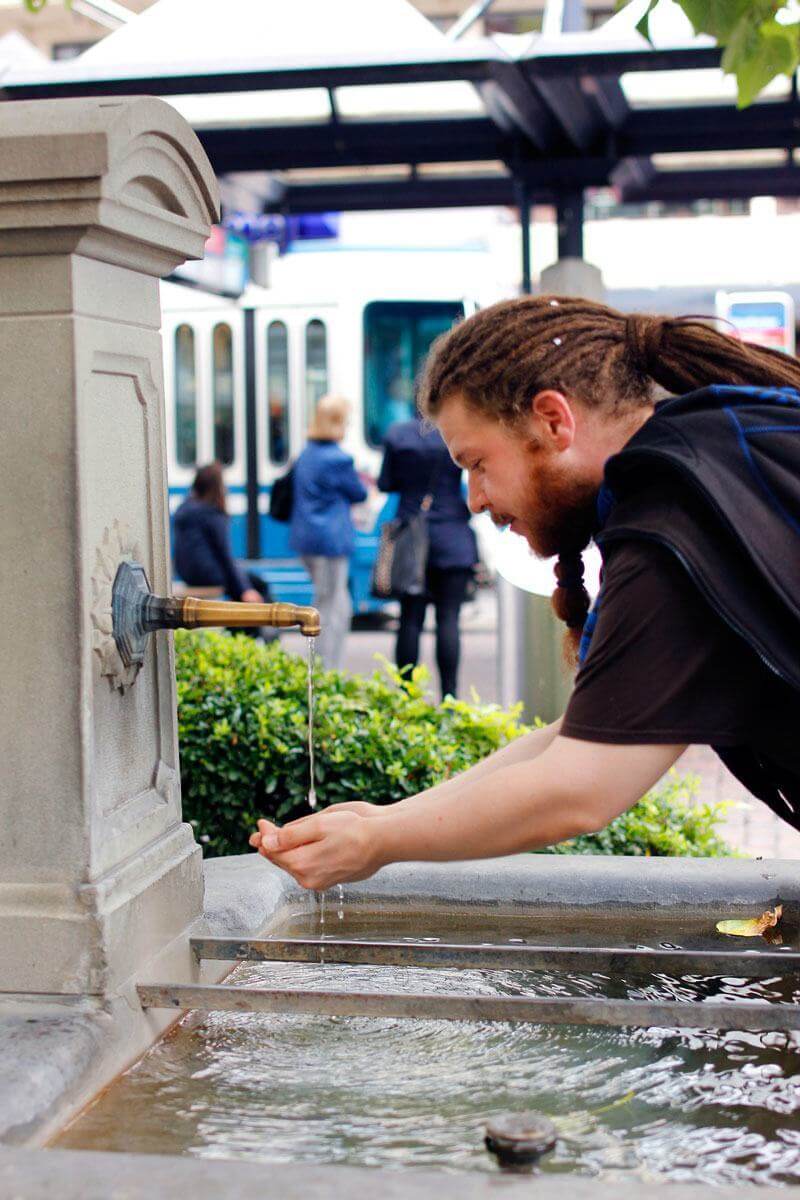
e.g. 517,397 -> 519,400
0,97 -> 219,995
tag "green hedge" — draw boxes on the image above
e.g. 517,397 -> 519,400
175,630 -> 734,860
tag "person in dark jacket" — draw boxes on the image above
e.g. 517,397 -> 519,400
252,295 -> 800,892
290,395 -> 367,669
378,418 -> 478,699
172,462 -> 271,637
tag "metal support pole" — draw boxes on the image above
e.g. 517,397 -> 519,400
557,189 -> 584,260
243,307 -> 260,559
543,0 -> 586,36
515,178 -> 532,294
447,0 -> 497,41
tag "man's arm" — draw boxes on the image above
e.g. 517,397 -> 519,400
253,736 -> 686,889
333,717 -> 563,818
374,735 -> 685,863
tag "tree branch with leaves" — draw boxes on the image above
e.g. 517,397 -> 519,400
624,0 -> 800,106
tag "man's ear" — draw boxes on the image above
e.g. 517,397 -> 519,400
530,389 -> 576,451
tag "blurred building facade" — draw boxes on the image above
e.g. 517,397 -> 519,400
0,0 -> 150,58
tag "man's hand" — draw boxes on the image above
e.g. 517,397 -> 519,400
249,811 -> 385,890
325,801 -> 382,818
240,588 -> 263,604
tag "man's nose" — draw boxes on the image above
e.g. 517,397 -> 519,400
466,472 -> 485,515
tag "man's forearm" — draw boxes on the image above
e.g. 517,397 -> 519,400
373,750 -> 584,864
389,718 -> 562,815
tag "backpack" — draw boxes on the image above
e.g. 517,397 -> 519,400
269,465 -> 294,523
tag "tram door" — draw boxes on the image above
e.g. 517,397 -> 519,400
254,305 -> 338,565
163,305 -> 247,554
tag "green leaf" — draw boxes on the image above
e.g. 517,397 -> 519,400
634,0 -> 661,43
617,1 -> 799,106
723,15 -> 799,107
678,0 -> 761,42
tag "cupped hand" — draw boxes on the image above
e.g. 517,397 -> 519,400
248,812 -> 385,890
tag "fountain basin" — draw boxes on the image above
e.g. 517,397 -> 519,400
29,853 -> 800,1195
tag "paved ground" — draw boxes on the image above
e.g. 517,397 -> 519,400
280,588 -> 800,861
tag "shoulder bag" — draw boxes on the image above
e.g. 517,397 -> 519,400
269,464 -> 295,523
370,459 -> 442,600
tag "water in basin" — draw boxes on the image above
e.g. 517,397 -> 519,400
54,905 -> 800,1185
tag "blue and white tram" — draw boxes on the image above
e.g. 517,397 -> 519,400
161,244 -> 493,610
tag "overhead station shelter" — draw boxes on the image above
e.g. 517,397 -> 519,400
3,0 -> 800,290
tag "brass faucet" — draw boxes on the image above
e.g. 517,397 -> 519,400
111,561 -> 320,674
179,596 -> 321,637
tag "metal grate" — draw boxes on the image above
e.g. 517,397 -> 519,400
135,936 -> 800,1034
190,935 -> 800,979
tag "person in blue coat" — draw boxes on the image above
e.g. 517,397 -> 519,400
290,395 -> 367,669
378,417 -> 478,699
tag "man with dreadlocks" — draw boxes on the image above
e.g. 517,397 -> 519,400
251,295 -> 800,890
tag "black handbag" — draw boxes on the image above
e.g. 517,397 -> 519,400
370,461 -> 441,600
269,464 -> 294,523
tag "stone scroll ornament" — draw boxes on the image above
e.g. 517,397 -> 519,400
91,519 -> 144,693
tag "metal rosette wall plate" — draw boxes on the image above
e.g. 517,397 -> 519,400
91,520 -> 146,692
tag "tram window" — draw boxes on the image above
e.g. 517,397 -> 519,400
267,320 -> 290,464
363,301 -> 464,447
305,318 -> 328,423
212,322 -> 235,465
174,323 -> 197,467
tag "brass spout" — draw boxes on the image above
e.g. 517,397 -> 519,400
111,561 -> 321,678
180,598 -> 321,637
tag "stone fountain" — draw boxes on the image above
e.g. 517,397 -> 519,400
0,94 -> 243,1144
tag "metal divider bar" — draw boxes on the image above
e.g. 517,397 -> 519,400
137,982 -> 800,1033
190,936 -> 800,980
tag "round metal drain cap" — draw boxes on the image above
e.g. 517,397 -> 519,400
484,1112 -> 558,1168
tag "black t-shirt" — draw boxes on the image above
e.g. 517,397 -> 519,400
561,539 -> 800,830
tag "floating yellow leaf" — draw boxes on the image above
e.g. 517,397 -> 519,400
716,904 -> 783,938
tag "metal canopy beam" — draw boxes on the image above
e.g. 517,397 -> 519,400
196,117 -> 508,174
620,164 -> 800,202
622,101 -> 800,157
265,160 -> 618,212
522,43 -> 721,78
480,62 -> 564,153
0,48 -> 501,101
0,42 -> 725,105
270,175 -> 519,212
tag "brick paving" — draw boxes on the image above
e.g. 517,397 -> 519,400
676,744 -> 800,860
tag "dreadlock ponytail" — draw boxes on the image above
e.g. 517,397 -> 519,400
551,553 -> 590,668
625,312 -> 800,396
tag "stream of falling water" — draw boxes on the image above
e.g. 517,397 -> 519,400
306,639 -> 346,953
306,636 -> 317,810
306,637 -> 333,959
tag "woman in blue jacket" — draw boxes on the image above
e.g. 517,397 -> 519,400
378,418 -> 477,699
290,395 -> 367,669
